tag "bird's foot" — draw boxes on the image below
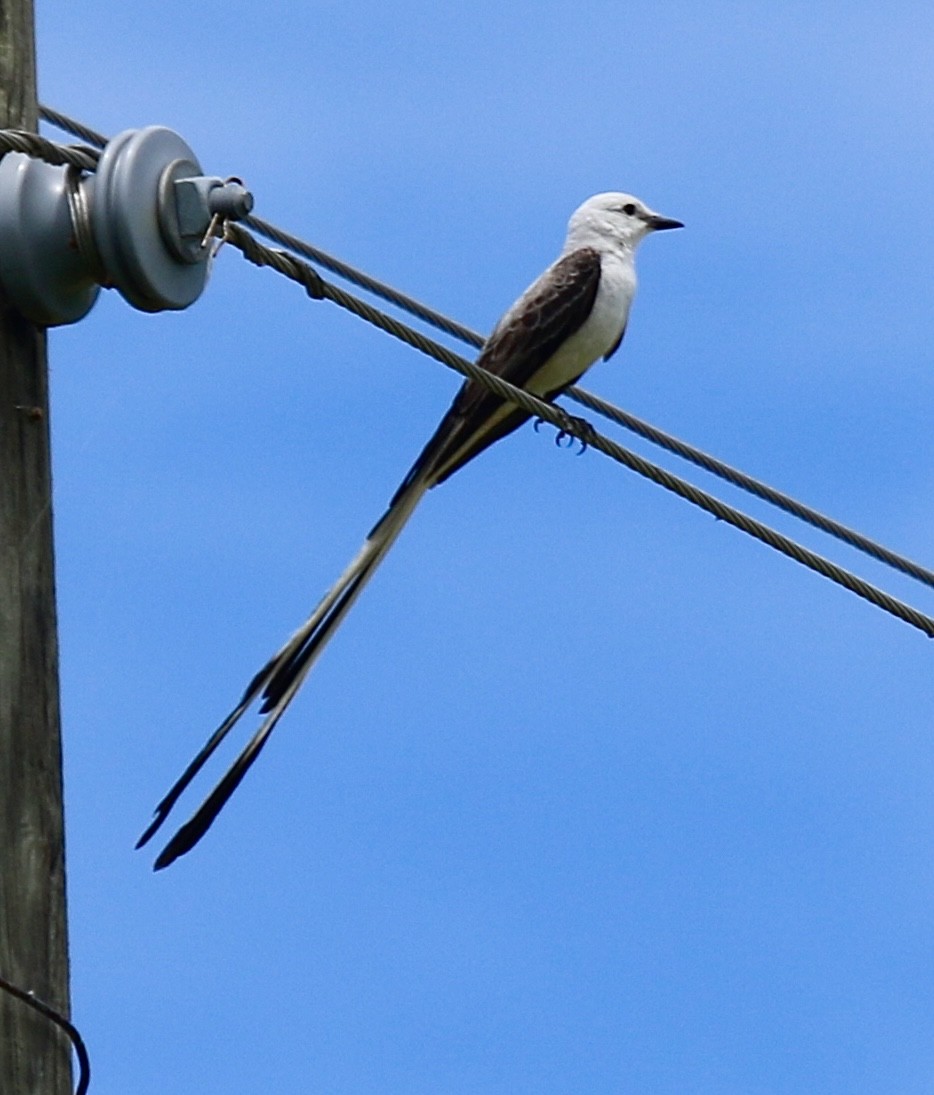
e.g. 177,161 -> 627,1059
534,414 -> 596,454
560,415 -> 597,455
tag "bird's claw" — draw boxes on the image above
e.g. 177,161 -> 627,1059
564,415 -> 597,455
577,418 -> 598,454
534,413 -> 596,455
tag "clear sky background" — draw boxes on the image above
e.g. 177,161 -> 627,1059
37,4 -> 934,1093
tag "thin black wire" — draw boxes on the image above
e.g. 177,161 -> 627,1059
0,973 -> 91,1095
37,105 -> 934,594
223,221 -> 934,641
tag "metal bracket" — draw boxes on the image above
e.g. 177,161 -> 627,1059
0,126 -> 254,326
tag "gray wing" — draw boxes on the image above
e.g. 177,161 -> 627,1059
385,247 -> 603,510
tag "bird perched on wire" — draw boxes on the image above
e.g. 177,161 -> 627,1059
137,191 -> 682,868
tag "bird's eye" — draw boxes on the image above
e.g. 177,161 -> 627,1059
622,202 -> 637,215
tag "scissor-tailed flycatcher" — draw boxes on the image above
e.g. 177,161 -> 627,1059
138,192 -> 682,868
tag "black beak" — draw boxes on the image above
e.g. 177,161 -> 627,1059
647,214 -> 684,231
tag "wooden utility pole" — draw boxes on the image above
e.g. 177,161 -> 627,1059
0,1 -> 74,1092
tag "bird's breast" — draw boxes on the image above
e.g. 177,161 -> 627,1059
585,254 -> 636,354
526,255 -> 635,396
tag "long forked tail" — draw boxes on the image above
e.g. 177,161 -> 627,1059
137,480 -> 428,869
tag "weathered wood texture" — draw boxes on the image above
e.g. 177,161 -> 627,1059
0,1 -> 75,1092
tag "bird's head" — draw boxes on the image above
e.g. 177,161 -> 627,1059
566,192 -> 683,253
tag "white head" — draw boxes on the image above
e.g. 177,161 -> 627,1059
565,192 -> 683,255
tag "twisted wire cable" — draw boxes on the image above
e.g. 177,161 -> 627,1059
241,216 -> 934,593
223,221 -> 934,641
37,105 -> 107,149
36,105 -> 934,593
245,214 -> 484,347
564,389 -> 934,590
0,129 -> 99,171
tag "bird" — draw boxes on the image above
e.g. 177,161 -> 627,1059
137,191 -> 682,868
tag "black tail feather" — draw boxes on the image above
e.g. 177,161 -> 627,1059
134,662 -> 275,851
152,710 -> 284,869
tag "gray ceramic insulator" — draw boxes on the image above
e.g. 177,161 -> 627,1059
0,125 -> 254,326
89,126 -> 212,313
0,153 -> 101,326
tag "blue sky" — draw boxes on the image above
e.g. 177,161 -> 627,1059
37,4 -> 934,1093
